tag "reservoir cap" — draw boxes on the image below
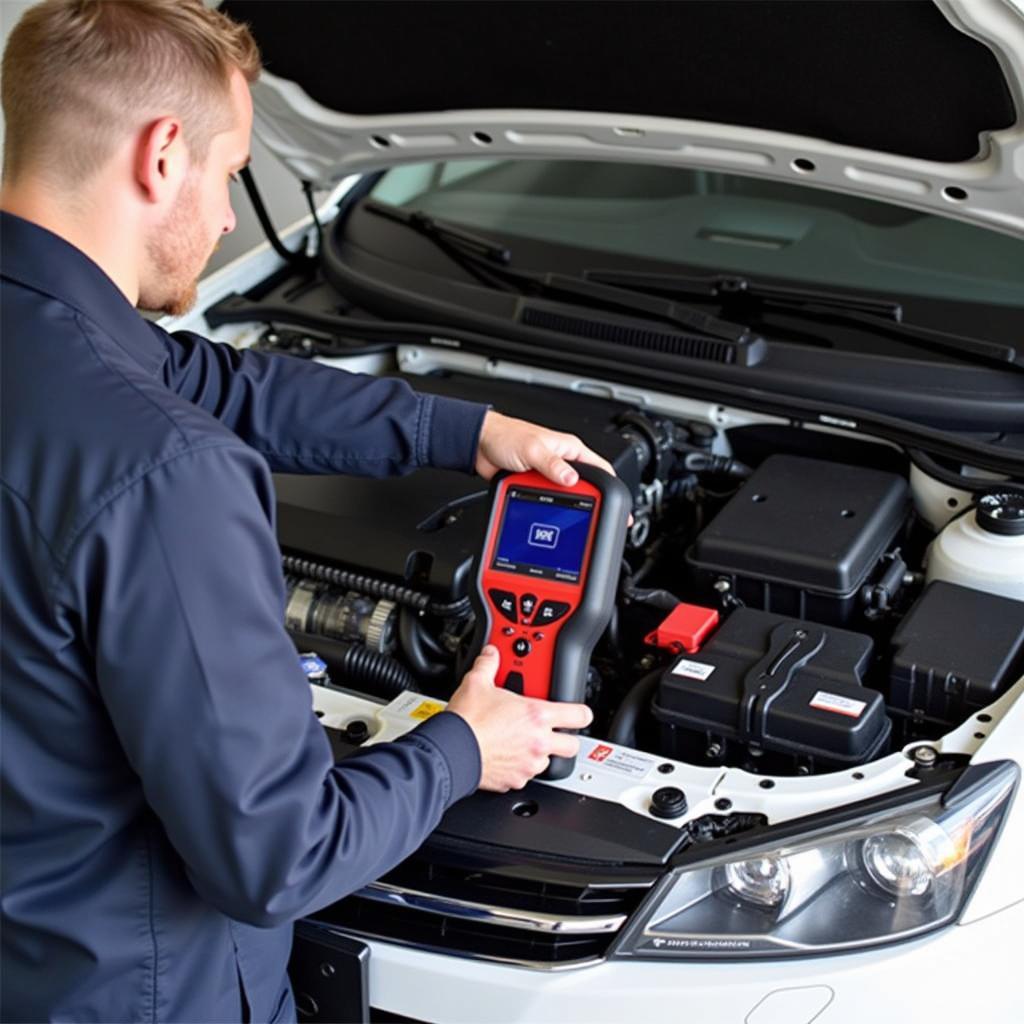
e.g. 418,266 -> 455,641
976,492 -> 1024,537
650,786 -> 688,819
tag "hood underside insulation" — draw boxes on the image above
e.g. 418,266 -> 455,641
222,0 -> 1015,162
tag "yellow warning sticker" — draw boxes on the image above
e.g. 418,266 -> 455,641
409,699 -> 445,721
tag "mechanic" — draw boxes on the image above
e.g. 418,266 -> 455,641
0,3 -> 611,1021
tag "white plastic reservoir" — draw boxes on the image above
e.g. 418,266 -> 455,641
925,492 -> 1024,601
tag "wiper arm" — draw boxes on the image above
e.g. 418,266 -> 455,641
364,200 -> 512,264
534,273 -> 760,345
363,202 -> 760,346
585,268 -> 904,321
584,269 -> 1022,371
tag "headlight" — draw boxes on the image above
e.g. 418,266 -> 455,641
612,761 -> 1017,959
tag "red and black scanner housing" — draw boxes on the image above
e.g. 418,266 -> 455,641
468,463 -> 631,778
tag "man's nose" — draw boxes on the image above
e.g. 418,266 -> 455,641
223,202 -> 237,235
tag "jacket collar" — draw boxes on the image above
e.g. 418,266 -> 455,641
1,210 -> 167,377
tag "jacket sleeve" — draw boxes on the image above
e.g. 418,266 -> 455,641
152,325 -> 487,476
61,441 -> 481,928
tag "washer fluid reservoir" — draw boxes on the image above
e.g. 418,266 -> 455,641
925,492 -> 1024,601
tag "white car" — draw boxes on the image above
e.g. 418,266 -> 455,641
170,2 -> 1024,1020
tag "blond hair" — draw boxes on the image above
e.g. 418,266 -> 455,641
2,0 -> 261,184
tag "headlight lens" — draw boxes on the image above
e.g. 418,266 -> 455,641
612,762 -> 1017,959
722,856 -> 791,908
860,826 -> 941,897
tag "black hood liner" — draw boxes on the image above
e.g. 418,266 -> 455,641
223,0 -> 1015,163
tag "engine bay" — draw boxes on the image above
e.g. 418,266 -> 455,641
280,368 -> 1024,780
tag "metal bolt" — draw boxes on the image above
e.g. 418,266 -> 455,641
579,772 -> 594,782
319,962 -> 335,978
706,743 -> 723,758
657,763 -> 675,775
713,579 -> 731,594
913,746 -> 938,767
794,629 -> 807,639
714,797 -> 732,811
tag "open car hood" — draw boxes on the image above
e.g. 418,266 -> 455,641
222,0 -> 1024,237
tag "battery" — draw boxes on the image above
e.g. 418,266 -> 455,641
653,608 -> 890,772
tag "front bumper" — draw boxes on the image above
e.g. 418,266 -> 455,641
361,898 -> 1023,1023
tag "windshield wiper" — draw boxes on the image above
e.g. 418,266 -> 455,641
585,268 -> 904,321
363,202 -> 761,347
583,268 -> 1022,371
364,200 -> 513,264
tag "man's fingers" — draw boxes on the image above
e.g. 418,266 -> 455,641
469,645 -> 500,681
548,454 -> 578,487
570,445 -> 616,479
548,732 -> 581,760
546,700 -> 593,731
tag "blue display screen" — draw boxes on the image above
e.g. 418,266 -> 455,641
492,487 -> 595,582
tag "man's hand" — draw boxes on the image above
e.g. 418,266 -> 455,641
475,410 -> 615,486
447,646 -> 593,792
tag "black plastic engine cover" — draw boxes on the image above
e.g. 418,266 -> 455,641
687,454 -> 909,624
273,371 -> 640,600
653,608 -> 890,770
889,581 -> 1024,726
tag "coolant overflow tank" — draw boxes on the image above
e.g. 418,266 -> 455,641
926,492 -> 1024,601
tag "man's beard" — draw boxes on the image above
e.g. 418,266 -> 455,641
139,176 -> 214,317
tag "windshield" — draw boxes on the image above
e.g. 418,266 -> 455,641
369,159 -> 1024,308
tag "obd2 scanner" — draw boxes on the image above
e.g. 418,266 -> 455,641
468,463 -> 631,779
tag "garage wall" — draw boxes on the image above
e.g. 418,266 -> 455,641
0,0 -> 307,277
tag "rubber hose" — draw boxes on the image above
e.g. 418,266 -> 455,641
340,643 -> 419,699
908,448 -> 1024,497
399,607 -> 450,680
608,668 -> 663,748
288,629 -> 417,699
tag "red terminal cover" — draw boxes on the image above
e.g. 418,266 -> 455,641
645,603 -> 720,654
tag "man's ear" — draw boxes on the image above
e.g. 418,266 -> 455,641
135,117 -> 187,204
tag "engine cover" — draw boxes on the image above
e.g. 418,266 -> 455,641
273,372 -> 641,601
687,454 -> 910,624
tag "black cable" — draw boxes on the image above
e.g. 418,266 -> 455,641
239,166 -> 309,270
301,180 -> 323,256
619,555 -> 681,613
281,554 -> 472,619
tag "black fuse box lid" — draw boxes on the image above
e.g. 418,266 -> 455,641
654,608 -> 889,765
890,581 -> 1024,723
688,455 -> 909,597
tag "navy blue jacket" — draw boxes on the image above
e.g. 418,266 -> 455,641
0,212 -> 486,1023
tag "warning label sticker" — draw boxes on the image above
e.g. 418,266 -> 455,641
671,659 -> 716,681
388,693 -> 446,721
585,743 -> 658,779
809,691 -> 866,718
409,699 -> 445,721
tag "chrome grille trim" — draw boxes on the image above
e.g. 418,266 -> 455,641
359,881 -> 628,935
317,922 -> 605,972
